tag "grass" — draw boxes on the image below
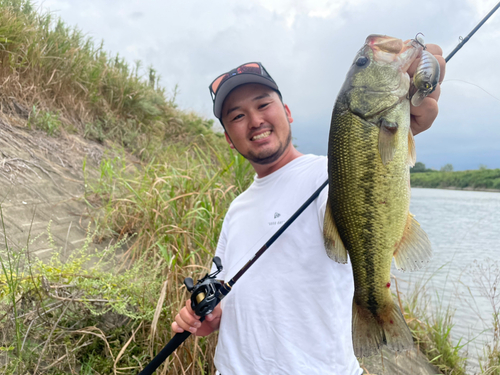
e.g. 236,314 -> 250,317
83,138 -> 253,263
469,260 -> 500,374
395,273 -> 469,374
394,258 -> 500,375
0,139 -> 254,374
411,169 -> 500,190
0,0 -> 214,158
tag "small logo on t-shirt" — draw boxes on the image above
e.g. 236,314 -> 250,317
269,212 -> 285,226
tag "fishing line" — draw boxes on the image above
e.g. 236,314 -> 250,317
442,79 -> 500,103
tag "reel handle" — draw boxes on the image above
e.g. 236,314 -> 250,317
213,256 -> 223,271
184,277 -> 194,292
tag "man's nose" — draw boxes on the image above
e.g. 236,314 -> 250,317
248,112 -> 264,128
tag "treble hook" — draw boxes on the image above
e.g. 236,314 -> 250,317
413,32 -> 426,49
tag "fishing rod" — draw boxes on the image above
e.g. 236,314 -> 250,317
138,179 -> 329,375
445,1 -> 500,62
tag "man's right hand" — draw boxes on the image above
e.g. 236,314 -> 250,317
172,300 -> 222,337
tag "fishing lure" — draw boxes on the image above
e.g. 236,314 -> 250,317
411,33 -> 441,107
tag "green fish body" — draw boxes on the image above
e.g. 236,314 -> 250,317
324,35 -> 435,357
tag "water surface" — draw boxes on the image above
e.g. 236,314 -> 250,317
391,188 -> 500,372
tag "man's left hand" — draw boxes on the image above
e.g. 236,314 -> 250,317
407,43 -> 447,135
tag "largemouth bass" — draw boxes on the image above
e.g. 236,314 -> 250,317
323,35 -> 436,357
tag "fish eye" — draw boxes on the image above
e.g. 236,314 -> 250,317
356,56 -> 369,67
424,82 -> 431,90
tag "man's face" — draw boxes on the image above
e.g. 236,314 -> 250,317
221,83 -> 293,165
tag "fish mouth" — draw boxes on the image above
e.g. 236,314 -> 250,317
366,34 -> 404,54
364,34 -> 419,72
250,130 -> 272,141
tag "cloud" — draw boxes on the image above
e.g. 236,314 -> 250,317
44,0 -> 500,170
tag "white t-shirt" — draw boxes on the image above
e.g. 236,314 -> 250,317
212,155 -> 362,375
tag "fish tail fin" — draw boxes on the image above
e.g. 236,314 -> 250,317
352,300 -> 413,357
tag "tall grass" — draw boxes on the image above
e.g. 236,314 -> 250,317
84,138 -> 253,263
470,260 -> 500,374
396,273 -> 469,374
0,138 -> 253,374
0,0 -> 213,157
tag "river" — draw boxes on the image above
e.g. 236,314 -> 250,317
391,188 -> 500,373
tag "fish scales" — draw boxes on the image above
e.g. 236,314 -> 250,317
323,35 -> 435,358
329,104 -> 410,308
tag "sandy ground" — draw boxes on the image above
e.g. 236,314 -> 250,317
0,112 -> 104,262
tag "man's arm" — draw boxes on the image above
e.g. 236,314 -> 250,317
408,43 -> 446,135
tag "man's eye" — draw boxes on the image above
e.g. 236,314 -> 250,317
259,103 -> 270,109
232,114 -> 244,121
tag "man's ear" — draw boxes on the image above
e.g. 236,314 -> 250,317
224,132 -> 235,149
284,104 -> 293,124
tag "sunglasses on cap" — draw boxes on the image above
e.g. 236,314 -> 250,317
209,62 -> 280,119
210,63 -> 271,98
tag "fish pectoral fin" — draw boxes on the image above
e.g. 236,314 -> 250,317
407,129 -> 416,167
393,213 -> 432,271
323,201 -> 348,263
378,119 -> 398,165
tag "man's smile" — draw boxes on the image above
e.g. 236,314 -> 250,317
250,130 -> 272,141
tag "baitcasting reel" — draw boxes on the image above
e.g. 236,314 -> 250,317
184,256 -> 223,317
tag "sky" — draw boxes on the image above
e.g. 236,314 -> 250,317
42,0 -> 500,171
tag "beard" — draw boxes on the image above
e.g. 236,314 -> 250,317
243,125 -> 292,165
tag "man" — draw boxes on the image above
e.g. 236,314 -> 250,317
173,47 -> 446,374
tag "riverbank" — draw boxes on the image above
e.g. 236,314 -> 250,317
412,185 -> 500,193
410,168 -> 500,191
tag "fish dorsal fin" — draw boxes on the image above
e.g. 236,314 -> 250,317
393,213 -> 432,271
378,119 -> 398,165
407,129 -> 416,167
323,200 -> 348,263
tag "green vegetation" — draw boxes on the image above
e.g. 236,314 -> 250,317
399,277 -> 468,374
0,0 -> 214,158
411,167 -> 500,190
27,105 -> 62,136
1,141 -> 253,374
411,162 -> 433,173
0,0 -> 499,373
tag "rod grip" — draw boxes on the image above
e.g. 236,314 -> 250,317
139,317 -> 206,375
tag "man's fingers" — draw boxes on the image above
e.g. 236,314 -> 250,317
434,54 -> 446,83
171,304 -> 202,334
185,299 -> 196,314
425,43 -> 443,56
422,82 -> 441,102
410,96 -> 439,135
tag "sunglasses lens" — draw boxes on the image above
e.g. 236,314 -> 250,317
211,63 -> 265,95
211,74 -> 228,95
237,63 -> 261,75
